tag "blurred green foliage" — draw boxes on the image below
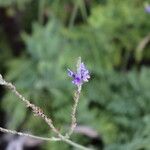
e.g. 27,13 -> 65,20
0,0 -> 150,150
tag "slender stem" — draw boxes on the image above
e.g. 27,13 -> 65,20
62,138 -> 94,150
69,4 -> 78,28
1,77 -> 61,137
0,127 -> 60,141
0,74 -> 93,150
79,0 -> 88,22
38,0 -> 46,24
67,58 -> 82,137
68,89 -> 81,136
0,127 -> 93,150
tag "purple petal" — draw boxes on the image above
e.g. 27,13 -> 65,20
81,62 -> 86,70
68,59 -> 90,86
72,76 -> 81,85
67,69 -> 74,77
83,74 -> 90,81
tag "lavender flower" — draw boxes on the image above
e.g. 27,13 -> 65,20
145,5 -> 150,13
67,58 -> 90,87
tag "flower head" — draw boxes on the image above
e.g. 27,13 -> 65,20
67,57 -> 90,86
145,5 -> 150,13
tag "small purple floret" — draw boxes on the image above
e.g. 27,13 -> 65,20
67,69 -> 74,77
145,5 -> 150,13
67,61 -> 90,86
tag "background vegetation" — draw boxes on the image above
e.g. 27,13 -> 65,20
0,0 -> 150,149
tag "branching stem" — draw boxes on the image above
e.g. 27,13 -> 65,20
0,74 -> 93,150
0,127 -> 93,150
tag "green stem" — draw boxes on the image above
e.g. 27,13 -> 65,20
0,127 -> 94,150
69,4 -> 78,28
80,0 -> 87,22
62,138 -> 94,150
38,0 -> 46,24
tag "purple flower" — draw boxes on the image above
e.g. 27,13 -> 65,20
145,5 -> 150,13
67,59 -> 90,86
